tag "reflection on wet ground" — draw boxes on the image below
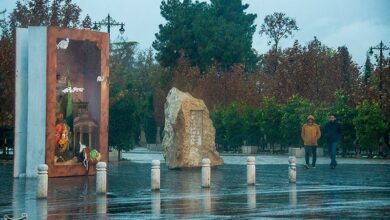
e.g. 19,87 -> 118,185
1,148 -> 390,219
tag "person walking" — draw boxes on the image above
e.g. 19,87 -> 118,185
324,114 -> 341,169
301,115 -> 321,169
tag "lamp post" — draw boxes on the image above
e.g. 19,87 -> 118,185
369,41 -> 390,106
93,13 -> 125,36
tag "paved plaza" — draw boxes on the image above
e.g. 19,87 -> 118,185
1,148 -> 390,219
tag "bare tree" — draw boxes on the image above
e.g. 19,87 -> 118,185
259,12 -> 299,50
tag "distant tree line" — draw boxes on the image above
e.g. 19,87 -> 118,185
211,93 -> 387,157
152,0 -> 390,156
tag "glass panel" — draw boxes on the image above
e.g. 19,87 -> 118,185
55,38 -> 101,165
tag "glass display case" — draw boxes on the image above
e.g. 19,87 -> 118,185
15,26 -> 108,178
45,27 -> 109,177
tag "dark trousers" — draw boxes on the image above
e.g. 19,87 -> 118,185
328,142 -> 338,166
304,146 -> 317,166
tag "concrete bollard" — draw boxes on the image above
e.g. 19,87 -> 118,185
151,191 -> 161,216
201,188 -> 211,213
288,156 -> 296,183
151,160 -> 161,191
289,184 -> 297,207
37,199 -> 48,220
96,162 -> 107,194
247,185 -> 256,210
201,158 -> 211,188
247,156 -> 256,185
37,164 -> 48,199
96,195 -> 107,215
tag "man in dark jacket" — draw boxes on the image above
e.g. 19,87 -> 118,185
324,114 -> 341,169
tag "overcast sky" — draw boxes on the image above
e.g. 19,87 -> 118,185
2,0 -> 390,67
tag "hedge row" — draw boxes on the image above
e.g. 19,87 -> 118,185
210,92 -> 388,155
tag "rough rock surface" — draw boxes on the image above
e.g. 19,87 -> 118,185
162,88 -> 224,169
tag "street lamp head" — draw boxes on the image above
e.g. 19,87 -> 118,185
119,23 -> 125,35
93,22 -> 99,31
369,47 -> 373,56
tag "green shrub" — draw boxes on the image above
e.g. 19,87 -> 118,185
210,106 -> 227,148
280,95 -> 312,147
353,100 -> 387,153
242,105 -> 262,146
222,103 -> 245,151
314,103 -> 330,148
259,97 -> 282,147
210,93 -> 388,157
331,90 -> 356,156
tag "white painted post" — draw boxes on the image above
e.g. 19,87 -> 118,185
289,184 -> 297,207
37,164 -> 48,199
96,162 -> 107,194
151,191 -> 161,216
201,158 -> 211,188
151,160 -> 160,191
247,186 -> 256,210
96,195 -> 107,215
247,156 -> 256,185
201,188 -> 211,213
289,156 -> 296,183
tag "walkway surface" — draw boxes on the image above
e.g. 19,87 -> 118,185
1,148 -> 390,219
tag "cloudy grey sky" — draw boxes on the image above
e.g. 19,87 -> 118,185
1,0 -> 390,67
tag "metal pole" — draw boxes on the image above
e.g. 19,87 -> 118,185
370,41 -> 389,107
379,41 -> 383,95
107,14 -> 111,35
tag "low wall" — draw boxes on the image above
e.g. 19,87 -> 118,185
147,144 -> 163,152
241,146 -> 257,154
109,149 -> 119,162
289,147 -> 324,158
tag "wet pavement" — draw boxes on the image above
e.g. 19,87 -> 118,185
1,148 -> 390,219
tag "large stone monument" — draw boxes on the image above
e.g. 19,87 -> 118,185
162,88 -> 223,169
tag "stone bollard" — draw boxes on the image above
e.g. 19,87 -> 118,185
201,158 -> 211,188
247,185 -> 256,210
289,184 -> 297,207
288,156 -> 296,183
37,164 -> 48,199
247,156 -> 256,185
151,160 -> 161,191
201,188 -> 211,213
151,191 -> 161,216
96,195 -> 107,215
96,162 -> 107,194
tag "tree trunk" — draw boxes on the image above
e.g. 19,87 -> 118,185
342,147 -> 347,158
2,138 -> 6,156
155,126 -> 161,144
139,125 -> 147,147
